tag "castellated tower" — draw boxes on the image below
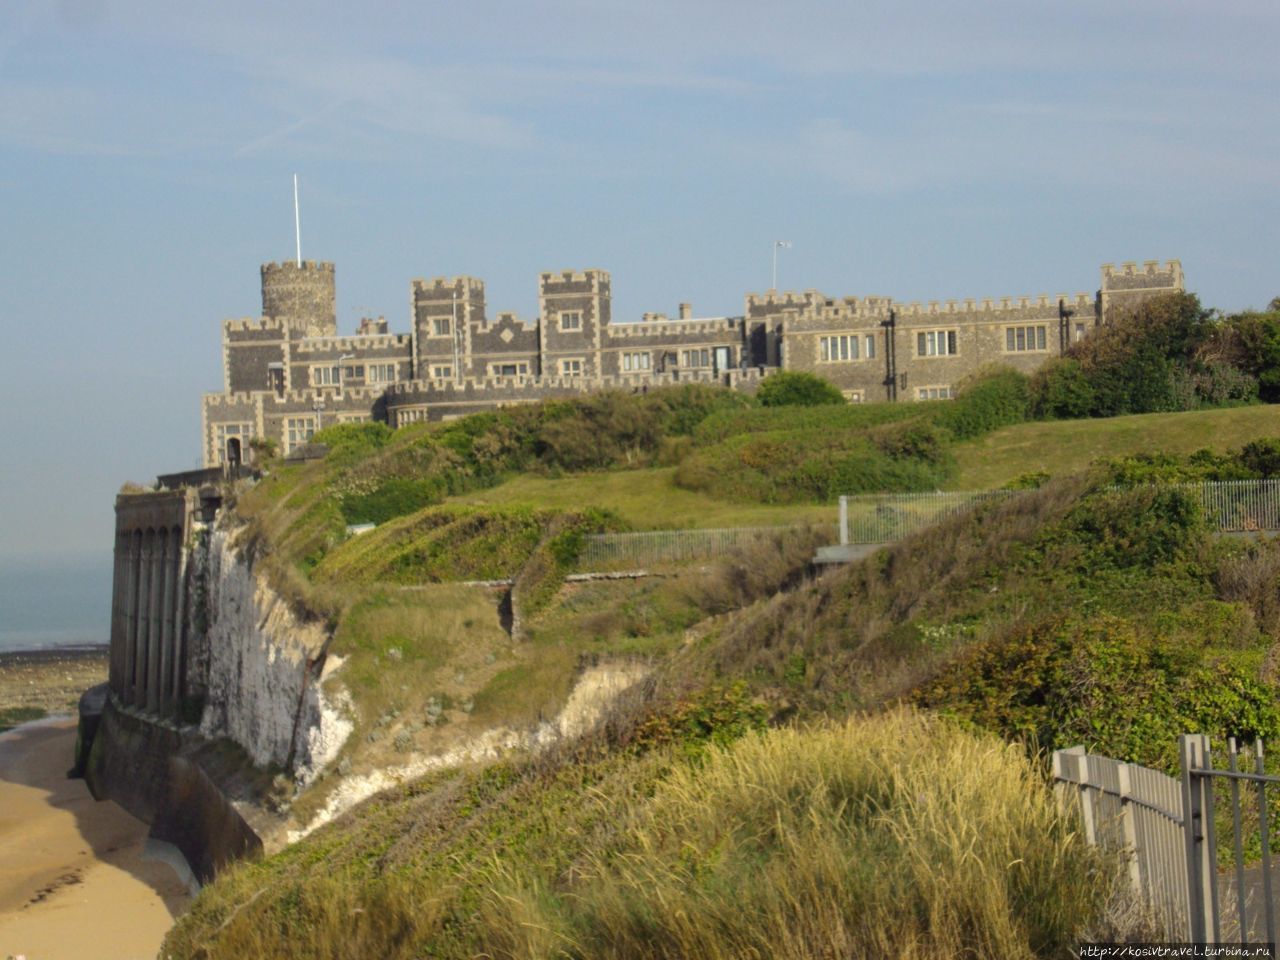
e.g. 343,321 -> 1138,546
261,260 -> 337,339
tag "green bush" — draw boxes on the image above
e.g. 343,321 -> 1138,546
338,477 -> 446,525
1029,358 -> 1095,419
1240,438 -> 1280,477
756,370 -> 845,407
915,616 -> 1279,770
933,366 -> 1030,439
313,422 -> 393,463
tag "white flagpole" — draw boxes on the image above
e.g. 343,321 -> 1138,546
773,240 -> 791,291
294,174 -> 302,267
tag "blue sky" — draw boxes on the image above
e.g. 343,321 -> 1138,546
1,0 -> 1278,566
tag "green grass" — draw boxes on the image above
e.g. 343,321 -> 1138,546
950,404 -> 1280,490
448,466 -> 837,529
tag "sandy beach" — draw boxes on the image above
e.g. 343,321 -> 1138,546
0,718 -> 192,960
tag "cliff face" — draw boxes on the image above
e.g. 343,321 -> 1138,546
198,529 -> 352,786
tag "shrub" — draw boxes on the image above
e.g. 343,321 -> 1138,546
338,476 -> 446,525
1240,438 -> 1280,477
915,616 -> 1280,771
313,422 -> 393,462
934,365 -> 1030,439
1029,358 -> 1095,420
1224,311 -> 1280,402
756,370 -> 846,407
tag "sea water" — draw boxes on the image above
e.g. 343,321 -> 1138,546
0,555 -> 111,653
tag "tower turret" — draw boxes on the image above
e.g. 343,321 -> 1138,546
261,260 -> 336,338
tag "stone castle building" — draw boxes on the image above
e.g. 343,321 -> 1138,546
202,258 -> 1184,466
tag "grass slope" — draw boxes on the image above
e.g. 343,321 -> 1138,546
449,466 -> 835,530
446,405 -> 1280,529
950,404 -> 1280,490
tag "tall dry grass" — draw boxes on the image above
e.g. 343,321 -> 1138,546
477,709 -> 1114,960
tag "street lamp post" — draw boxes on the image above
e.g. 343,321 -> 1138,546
338,353 -> 354,397
772,240 -> 792,291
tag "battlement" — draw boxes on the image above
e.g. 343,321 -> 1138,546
261,260 -> 334,277
744,290 -> 827,313
539,268 -> 610,293
608,317 -> 743,339
792,296 -> 895,322
1100,259 -> 1184,294
207,385 -> 385,406
295,333 -> 410,350
892,291 -> 1093,319
410,276 -> 487,298
224,315 -> 290,334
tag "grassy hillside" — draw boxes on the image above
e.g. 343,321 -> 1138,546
450,466 -> 835,529
169,368 -> 1280,958
950,404 -> 1280,490
167,457 -> 1280,957
444,404 -> 1279,526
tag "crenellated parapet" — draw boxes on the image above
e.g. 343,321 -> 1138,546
410,276 -> 487,299
744,290 -> 827,317
292,333 -> 411,352
607,316 -> 745,339
1100,259 -> 1183,291
539,268 -> 611,294
893,292 -> 1094,320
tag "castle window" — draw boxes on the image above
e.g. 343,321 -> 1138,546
311,365 -> 341,386
433,317 -> 451,337
368,363 -> 398,383
559,311 -> 582,332
865,335 -> 876,359
916,329 -> 958,357
681,348 -> 712,368
1005,325 -> 1048,352
560,358 -> 584,376
214,423 -> 252,464
1075,323 -> 1086,342
285,417 -> 316,453
343,365 -> 364,379
917,386 -> 953,401
491,362 -> 528,377
431,365 -> 453,379
818,335 -> 859,362
622,352 -> 651,372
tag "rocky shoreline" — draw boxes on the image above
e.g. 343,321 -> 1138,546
0,646 -> 108,730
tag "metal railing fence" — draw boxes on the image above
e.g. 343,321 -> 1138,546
575,480 -> 1280,573
1184,479 -> 1280,534
1054,736 -> 1280,951
836,489 -> 1021,545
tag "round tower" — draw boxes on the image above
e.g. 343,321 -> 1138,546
261,260 -> 336,338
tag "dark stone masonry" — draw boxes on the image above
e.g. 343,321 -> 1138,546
202,258 -> 1185,465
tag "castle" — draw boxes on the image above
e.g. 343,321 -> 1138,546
201,258 -> 1185,466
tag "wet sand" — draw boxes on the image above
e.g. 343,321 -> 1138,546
0,719 -> 192,960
